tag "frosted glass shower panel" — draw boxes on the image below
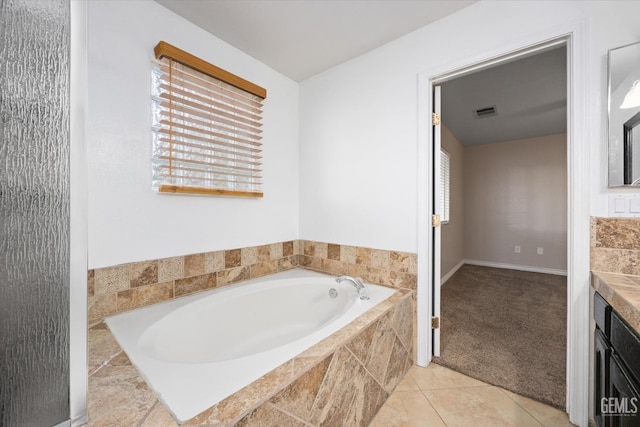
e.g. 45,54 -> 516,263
0,0 -> 71,425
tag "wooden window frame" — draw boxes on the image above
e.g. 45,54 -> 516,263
152,41 -> 267,198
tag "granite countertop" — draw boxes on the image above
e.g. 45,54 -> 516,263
591,271 -> 640,333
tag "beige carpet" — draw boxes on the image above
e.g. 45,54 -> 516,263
433,264 -> 566,409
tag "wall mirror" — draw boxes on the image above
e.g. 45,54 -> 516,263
608,41 -> 640,187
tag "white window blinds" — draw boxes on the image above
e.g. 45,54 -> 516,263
440,149 -> 450,224
151,41 -> 266,197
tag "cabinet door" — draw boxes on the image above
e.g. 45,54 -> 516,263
595,292 -> 612,337
595,328 -> 611,427
608,354 -> 640,427
611,310 -> 640,386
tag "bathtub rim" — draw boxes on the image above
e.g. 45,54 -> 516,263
137,276 -> 359,364
104,268 -> 399,423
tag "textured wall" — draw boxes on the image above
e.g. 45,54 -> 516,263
0,0 -> 70,424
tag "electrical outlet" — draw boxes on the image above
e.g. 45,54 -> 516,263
514,246 -> 521,254
537,247 -> 544,255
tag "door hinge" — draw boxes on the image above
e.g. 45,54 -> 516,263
432,112 -> 441,126
432,214 -> 441,228
432,317 -> 440,329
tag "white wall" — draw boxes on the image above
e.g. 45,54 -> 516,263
464,134 -> 567,271
87,0 -> 640,266
87,1 -> 299,269
299,0 -> 640,253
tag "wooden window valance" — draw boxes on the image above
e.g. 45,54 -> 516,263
151,41 -> 267,198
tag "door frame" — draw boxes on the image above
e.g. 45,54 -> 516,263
416,22 -> 589,427
70,1 -> 89,424
432,85 -> 442,357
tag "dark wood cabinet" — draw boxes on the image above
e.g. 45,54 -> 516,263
609,353 -> 640,427
594,292 -> 640,427
595,327 -> 611,427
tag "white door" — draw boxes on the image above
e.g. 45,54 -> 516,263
432,85 -> 442,357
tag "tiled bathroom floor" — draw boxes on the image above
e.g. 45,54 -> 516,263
371,364 -> 575,427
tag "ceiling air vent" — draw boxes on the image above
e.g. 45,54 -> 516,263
474,105 -> 497,119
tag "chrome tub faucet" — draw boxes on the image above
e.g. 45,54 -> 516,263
336,275 -> 370,300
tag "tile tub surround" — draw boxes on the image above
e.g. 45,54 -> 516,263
88,240 -> 417,325
87,288 -> 414,425
88,241 -> 300,325
299,240 -> 418,291
591,217 -> 640,275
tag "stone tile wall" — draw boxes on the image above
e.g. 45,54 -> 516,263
299,240 -> 417,291
591,217 -> 640,275
235,299 -> 413,426
88,241 -> 299,325
87,241 -> 418,424
88,240 -> 418,325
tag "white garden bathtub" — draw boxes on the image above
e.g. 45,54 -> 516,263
105,269 -> 395,422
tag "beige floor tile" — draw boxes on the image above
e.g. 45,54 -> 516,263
423,386 -> 543,427
375,364 -> 572,427
370,390 -> 446,427
500,389 -> 575,427
409,363 -> 487,390
395,370 -> 420,391
541,412 -> 578,427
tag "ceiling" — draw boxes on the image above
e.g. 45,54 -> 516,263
441,46 -> 567,146
154,0 -> 478,82
154,0 -> 566,145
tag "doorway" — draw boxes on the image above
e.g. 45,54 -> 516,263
416,28 -> 591,427
432,44 -> 569,409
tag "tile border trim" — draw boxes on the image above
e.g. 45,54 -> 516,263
88,240 -> 418,325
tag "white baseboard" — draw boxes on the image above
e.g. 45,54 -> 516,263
463,259 -> 567,276
71,414 -> 87,427
441,260 -> 465,285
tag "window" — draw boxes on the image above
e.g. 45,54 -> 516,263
151,41 -> 267,197
440,149 -> 450,224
